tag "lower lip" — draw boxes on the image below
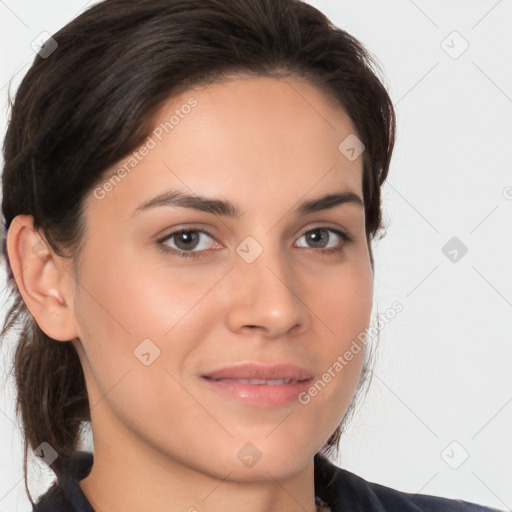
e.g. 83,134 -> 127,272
201,377 -> 314,407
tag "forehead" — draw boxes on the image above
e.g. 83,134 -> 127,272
86,75 -> 364,220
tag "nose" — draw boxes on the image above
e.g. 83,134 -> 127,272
225,243 -> 311,339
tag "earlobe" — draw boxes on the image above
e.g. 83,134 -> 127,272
6,214 -> 79,342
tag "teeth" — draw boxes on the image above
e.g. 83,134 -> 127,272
217,378 -> 297,385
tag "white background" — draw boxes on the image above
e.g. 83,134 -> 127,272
1,1 -> 511,511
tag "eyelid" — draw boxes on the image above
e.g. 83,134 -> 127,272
298,222 -> 352,240
156,224 -> 218,249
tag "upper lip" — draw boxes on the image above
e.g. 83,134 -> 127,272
202,363 -> 314,381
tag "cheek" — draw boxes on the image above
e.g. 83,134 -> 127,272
72,249 -> 229,407
295,263 -> 372,424
72,254 -> 212,437
308,260 -> 373,343
74,249 -> 215,350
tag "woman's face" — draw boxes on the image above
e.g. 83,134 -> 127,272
70,75 -> 373,480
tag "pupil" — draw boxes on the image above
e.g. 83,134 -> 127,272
176,231 -> 199,250
308,229 -> 327,248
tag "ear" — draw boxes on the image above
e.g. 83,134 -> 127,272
6,214 -> 79,342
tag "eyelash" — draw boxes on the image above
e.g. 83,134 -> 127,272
156,224 -> 352,259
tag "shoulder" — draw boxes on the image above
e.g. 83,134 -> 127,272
314,453 -> 503,512
32,451 -> 94,512
32,481 -> 74,512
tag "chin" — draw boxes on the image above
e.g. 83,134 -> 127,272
204,435 -> 317,482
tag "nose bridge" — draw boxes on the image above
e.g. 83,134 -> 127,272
227,234 -> 309,336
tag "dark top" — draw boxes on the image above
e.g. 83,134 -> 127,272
32,451 -> 503,511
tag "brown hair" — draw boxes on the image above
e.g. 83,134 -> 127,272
1,0 -> 395,505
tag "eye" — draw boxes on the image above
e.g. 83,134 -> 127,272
295,226 -> 351,256
157,227 -> 218,258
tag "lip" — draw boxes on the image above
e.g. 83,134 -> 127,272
201,363 -> 314,407
202,363 -> 314,381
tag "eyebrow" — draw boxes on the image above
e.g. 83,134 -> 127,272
132,189 -> 364,217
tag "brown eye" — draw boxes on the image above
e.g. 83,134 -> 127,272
157,228 -> 217,258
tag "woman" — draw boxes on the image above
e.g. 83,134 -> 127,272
1,0 -> 503,511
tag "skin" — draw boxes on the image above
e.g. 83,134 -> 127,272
8,75 -> 373,512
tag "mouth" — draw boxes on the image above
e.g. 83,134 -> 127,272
200,363 -> 314,407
